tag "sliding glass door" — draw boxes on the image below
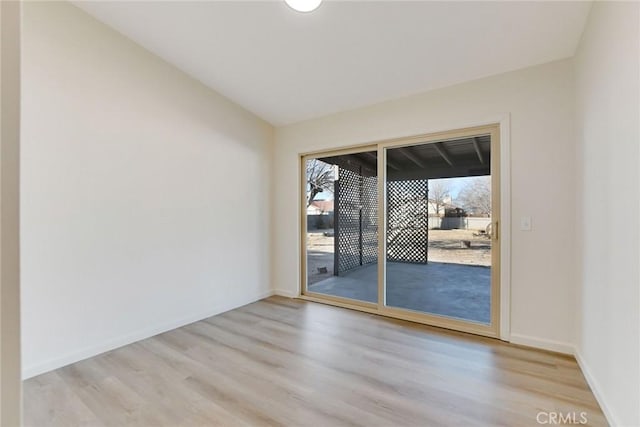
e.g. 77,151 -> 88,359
303,149 -> 378,306
301,125 -> 500,337
384,138 -> 495,326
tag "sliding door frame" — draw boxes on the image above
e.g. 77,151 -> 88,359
299,122 -> 508,340
300,144 -> 380,311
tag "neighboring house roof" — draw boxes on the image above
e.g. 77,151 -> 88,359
310,200 -> 334,212
428,200 -> 461,209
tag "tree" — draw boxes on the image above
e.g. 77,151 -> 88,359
428,180 -> 452,217
306,159 -> 334,206
457,176 -> 491,216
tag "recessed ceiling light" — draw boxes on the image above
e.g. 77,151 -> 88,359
285,0 -> 322,13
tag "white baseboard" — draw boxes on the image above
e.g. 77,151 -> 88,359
574,348 -> 618,427
509,333 -> 574,355
22,289 -> 275,380
508,335 -> 617,426
273,288 -> 298,298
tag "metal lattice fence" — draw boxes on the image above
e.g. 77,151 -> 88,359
334,167 -> 378,275
386,179 -> 429,264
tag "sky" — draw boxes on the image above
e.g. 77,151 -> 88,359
434,176 -> 480,200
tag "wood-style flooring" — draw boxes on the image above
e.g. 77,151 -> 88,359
24,297 -> 607,426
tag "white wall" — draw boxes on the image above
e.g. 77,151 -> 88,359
21,2 -> 273,378
1,1 -> 22,424
274,59 -> 577,351
574,3 -> 640,426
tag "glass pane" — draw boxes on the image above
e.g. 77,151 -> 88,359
385,137 -> 492,324
305,151 -> 378,304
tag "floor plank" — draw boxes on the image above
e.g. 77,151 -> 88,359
24,297 -> 608,426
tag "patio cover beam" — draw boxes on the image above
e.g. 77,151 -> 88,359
472,137 -> 485,164
364,151 -> 400,171
434,143 -> 455,167
398,147 -> 426,169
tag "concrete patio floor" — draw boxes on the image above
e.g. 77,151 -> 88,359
308,261 -> 491,324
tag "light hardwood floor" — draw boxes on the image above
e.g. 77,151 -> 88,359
24,297 -> 607,426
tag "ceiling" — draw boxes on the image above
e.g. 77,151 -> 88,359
74,1 -> 592,126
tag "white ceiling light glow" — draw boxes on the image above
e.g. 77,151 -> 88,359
285,0 -> 322,13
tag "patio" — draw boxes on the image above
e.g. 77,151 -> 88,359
308,261 -> 491,324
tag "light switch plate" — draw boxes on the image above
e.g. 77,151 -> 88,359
520,216 -> 532,231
